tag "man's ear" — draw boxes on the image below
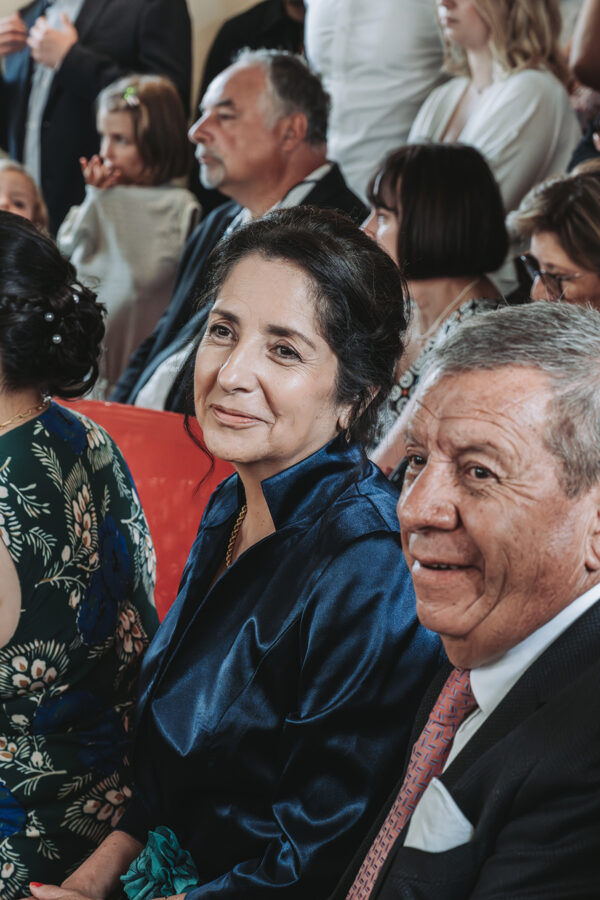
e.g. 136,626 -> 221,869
584,485 -> 600,571
279,112 -> 308,150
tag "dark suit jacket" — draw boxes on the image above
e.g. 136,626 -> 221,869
331,600 -> 600,900
0,0 -> 191,232
111,163 -> 368,411
200,0 -> 303,105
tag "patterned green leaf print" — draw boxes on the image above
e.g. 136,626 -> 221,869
24,528 -> 57,567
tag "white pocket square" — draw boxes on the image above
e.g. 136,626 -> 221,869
403,777 -> 475,853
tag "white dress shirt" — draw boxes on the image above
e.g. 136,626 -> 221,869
24,0 -> 85,187
305,0 -> 445,201
404,584 -> 600,852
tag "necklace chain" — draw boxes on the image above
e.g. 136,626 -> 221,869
415,279 -> 480,346
225,503 -> 247,568
0,398 -> 51,432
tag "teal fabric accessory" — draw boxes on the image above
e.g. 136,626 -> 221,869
121,826 -> 199,900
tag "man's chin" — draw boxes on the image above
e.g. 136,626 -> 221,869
199,166 -> 225,192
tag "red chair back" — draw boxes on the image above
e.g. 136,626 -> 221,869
62,400 -> 234,620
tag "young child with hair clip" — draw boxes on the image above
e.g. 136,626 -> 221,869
57,74 -> 200,399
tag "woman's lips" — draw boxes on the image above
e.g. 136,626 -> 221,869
210,404 -> 263,426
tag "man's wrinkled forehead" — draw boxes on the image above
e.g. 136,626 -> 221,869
201,64 -> 272,121
403,364 -> 553,445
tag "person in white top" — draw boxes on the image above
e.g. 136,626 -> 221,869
332,300 -> 600,899
57,74 -> 199,398
304,0 -> 446,201
408,0 -> 581,216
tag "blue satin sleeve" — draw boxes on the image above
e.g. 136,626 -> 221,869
181,530 -> 440,899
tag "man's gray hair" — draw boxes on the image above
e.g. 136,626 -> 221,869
419,301 -> 600,497
233,48 -> 329,145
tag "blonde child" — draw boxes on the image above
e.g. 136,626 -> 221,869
57,74 -> 200,398
0,158 -> 48,229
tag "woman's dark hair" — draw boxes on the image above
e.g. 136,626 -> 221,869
0,211 -> 105,398
185,206 -> 408,447
367,143 -> 509,279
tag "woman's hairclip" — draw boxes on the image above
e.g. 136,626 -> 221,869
122,85 -> 140,108
43,308 -> 61,343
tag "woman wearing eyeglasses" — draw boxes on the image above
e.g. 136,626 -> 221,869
510,170 -> 600,307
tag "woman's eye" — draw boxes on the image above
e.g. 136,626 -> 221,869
273,344 -> 301,361
406,453 -> 426,469
208,323 -> 233,340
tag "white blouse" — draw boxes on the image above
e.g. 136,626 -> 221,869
408,68 -> 581,214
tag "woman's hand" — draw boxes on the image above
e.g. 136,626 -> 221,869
23,830 -> 144,900
80,155 -> 122,189
27,886 -> 97,900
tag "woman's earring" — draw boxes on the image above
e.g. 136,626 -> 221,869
337,412 -> 352,443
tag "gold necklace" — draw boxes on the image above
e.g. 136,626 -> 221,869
225,504 -> 247,567
0,398 -> 51,432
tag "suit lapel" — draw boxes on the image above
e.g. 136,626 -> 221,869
441,599 -> 600,790
73,0 -> 114,42
7,0 -> 44,155
331,601 -> 600,899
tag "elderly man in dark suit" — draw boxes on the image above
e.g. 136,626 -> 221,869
334,301 -> 600,900
111,49 -> 367,413
0,0 -> 191,233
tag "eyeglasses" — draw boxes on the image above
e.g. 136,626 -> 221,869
520,253 -> 585,301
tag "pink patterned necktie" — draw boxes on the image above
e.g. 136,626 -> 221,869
346,667 -> 477,900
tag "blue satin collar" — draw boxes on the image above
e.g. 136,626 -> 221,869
207,434 -> 368,531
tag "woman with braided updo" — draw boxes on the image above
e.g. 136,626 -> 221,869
0,211 -> 158,896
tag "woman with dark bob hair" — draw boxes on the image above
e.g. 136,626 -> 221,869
363,142 -> 508,470
38,207 -> 441,900
0,211 -> 157,895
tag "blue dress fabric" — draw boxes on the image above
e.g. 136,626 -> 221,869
119,436 -> 442,898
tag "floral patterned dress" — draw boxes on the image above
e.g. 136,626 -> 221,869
0,403 -> 158,896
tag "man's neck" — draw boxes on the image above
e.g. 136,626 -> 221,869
231,147 -> 328,218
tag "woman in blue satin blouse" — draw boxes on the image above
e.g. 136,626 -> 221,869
34,208 -> 441,900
